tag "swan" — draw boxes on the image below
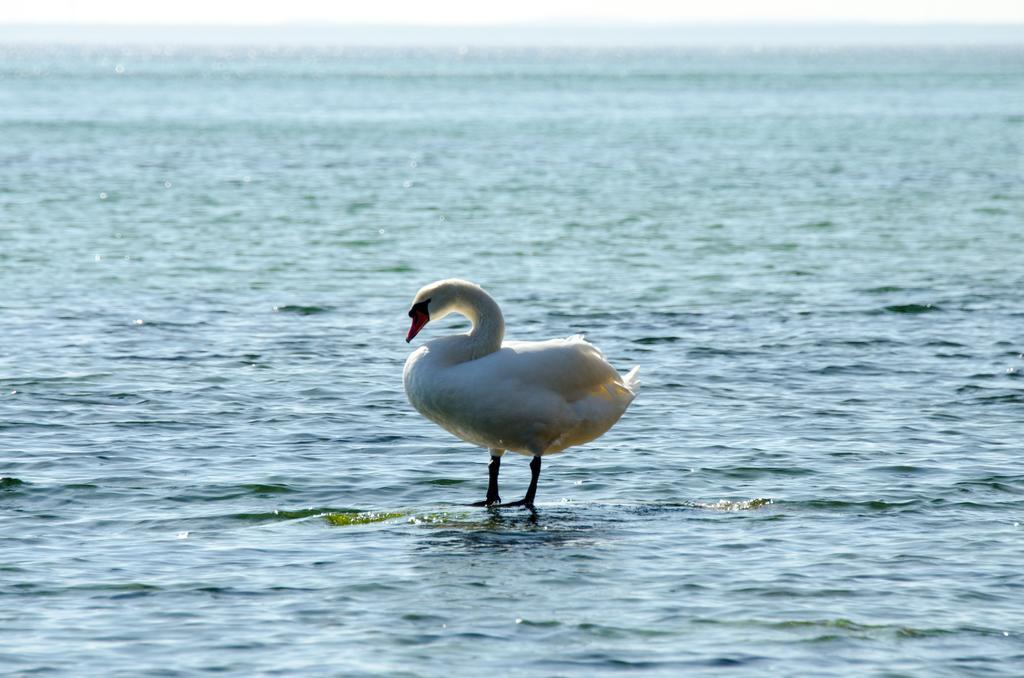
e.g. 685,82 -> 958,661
403,279 -> 639,510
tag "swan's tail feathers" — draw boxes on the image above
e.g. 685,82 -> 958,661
623,366 -> 641,394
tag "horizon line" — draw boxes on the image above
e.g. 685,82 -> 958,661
2,21 -> 1022,47
4,19 -> 1024,26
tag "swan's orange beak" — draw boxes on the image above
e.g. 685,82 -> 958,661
406,307 -> 429,343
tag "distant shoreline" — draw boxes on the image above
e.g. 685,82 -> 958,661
2,22 -> 1023,47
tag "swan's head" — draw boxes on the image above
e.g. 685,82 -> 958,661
405,279 -> 478,343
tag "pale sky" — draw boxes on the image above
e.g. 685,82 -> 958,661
4,0 -> 1024,24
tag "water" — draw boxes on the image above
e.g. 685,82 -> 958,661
2,45 -> 1023,675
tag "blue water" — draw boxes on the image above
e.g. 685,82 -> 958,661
2,45 -> 1023,675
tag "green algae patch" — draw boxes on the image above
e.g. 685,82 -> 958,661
324,511 -> 405,526
323,510 -> 470,527
406,512 -> 467,525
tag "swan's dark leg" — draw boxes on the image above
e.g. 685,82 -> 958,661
524,455 -> 541,507
470,451 -> 502,506
497,455 -> 542,512
485,454 -> 502,504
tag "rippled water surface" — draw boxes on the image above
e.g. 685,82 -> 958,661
2,45 -> 1024,675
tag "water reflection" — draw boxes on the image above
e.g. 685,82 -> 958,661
411,504 -> 615,554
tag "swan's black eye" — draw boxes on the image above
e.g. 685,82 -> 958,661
408,298 -> 430,319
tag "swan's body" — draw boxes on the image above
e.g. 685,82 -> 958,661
403,279 -> 639,509
405,335 -> 638,456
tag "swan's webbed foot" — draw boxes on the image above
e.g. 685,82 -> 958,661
469,494 -> 501,507
495,498 -> 536,513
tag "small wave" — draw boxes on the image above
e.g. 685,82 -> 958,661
975,393 -> 1024,404
515,618 -> 562,628
223,507 -> 351,522
821,338 -> 906,348
953,475 -> 1024,495
883,303 -> 941,314
168,483 -> 304,503
7,582 -> 163,598
693,498 -> 773,511
714,465 -> 814,478
272,304 -> 333,315
954,386 -> 1024,404
687,346 -> 758,358
0,477 -> 25,489
758,617 -> 958,639
862,285 -> 906,294
239,483 -> 295,495
0,373 -> 111,386
634,336 -> 681,345
786,498 -> 922,513
345,200 -> 374,213
810,363 -> 888,375
868,465 -> 933,476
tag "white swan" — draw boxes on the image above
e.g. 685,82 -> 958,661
403,279 -> 639,510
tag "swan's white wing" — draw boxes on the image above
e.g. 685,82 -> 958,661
430,336 -> 638,454
491,336 -> 635,402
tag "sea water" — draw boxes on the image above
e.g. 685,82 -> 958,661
2,45 -> 1023,675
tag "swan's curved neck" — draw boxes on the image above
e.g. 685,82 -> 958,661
455,285 -> 504,359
